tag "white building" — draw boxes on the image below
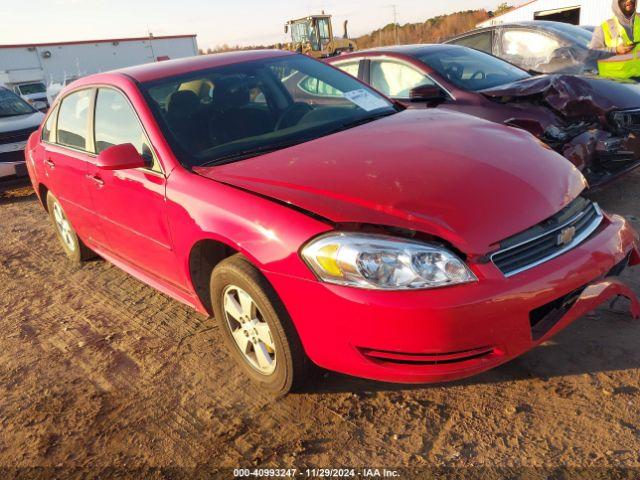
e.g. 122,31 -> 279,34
0,34 -> 198,86
478,0 -> 612,28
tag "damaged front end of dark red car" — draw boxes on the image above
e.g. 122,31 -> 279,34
482,74 -> 640,189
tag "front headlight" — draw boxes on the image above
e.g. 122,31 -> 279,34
301,232 -> 477,290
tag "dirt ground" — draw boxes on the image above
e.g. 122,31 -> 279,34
1,173 -> 640,479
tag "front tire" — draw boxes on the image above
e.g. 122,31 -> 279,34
211,255 -> 309,395
46,192 -> 95,265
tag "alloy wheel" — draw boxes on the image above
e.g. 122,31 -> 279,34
52,201 -> 76,252
222,285 -> 277,375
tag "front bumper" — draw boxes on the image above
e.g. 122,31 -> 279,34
0,161 -> 27,179
565,129 -> 640,190
266,214 -> 640,383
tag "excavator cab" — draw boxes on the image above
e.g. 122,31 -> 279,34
284,14 -> 356,59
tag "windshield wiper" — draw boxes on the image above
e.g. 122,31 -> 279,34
323,110 -> 396,136
199,138 -> 309,167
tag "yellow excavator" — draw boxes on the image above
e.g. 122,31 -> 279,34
284,14 -> 357,59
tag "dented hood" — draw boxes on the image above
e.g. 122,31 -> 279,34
481,74 -> 640,118
194,109 -> 585,255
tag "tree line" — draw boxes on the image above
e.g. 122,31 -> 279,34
198,6 -> 513,55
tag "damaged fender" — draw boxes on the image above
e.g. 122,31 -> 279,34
482,75 -> 640,187
480,74 -> 640,117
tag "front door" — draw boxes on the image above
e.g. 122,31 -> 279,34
87,87 -> 183,287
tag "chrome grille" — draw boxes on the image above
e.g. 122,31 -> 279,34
491,198 -> 603,277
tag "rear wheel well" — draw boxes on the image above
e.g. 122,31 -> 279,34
189,239 -> 239,315
38,183 -> 49,211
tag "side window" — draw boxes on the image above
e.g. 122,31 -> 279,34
298,76 -> 343,97
57,90 -> 91,150
451,31 -> 493,54
501,29 -> 561,67
369,60 -> 435,98
334,61 -> 361,78
94,88 -> 159,171
41,104 -> 59,143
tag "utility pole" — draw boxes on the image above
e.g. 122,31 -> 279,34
392,4 -> 398,45
147,24 -> 156,61
385,4 -> 399,45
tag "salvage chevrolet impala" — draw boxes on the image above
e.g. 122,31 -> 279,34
25,50 -> 640,395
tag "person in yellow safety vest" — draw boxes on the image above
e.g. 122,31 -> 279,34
590,0 -> 640,78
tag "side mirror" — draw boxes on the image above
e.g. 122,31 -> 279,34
284,24 -> 289,34
409,84 -> 447,104
97,143 -> 147,170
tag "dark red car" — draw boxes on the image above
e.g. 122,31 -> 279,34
25,50 -> 640,395
328,44 -> 640,189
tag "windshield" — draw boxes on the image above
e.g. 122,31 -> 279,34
17,82 -> 46,95
415,46 -> 530,91
0,88 -> 36,117
142,54 -> 396,167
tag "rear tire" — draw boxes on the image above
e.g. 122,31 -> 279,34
46,191 -> 95,265
211,254 -> 310,396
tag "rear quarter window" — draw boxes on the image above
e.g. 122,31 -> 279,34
56,90 -> 92,150
41,105 -> 59,143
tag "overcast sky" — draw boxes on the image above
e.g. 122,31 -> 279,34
1,0 -> 514,49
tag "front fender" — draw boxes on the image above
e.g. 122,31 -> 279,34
165,168 -> 333,299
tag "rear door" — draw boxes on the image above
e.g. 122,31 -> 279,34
87,87 -> 182,286
42,88 -> 105,245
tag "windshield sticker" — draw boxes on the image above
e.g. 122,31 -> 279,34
343,89 -> 389,112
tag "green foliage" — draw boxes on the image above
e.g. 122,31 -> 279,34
495,3 -> 513,16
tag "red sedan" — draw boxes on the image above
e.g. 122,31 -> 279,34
25,50 -> 640,395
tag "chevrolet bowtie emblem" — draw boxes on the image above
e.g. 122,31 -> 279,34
557,226 -> 577,246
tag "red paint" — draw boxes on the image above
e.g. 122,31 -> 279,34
25,51 -> 640,384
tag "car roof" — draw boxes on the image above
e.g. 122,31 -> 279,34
335,43 -> 467,57
446,20 -> 586,40
74,49 -> 294,85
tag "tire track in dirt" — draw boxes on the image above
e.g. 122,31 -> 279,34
1,197 -> 411,467
2,182 -> 640,470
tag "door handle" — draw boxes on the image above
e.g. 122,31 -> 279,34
44,158 -> 55,169
86,174 -> 105,187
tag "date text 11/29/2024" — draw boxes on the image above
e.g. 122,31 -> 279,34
233,468 -> 400,477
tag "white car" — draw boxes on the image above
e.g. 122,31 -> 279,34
0,86 -> 44,178
10,81 -> 50,111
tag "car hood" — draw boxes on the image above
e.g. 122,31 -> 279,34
194,109 -> 585,255
0,111 -> 44,133
481,74 -> 640,118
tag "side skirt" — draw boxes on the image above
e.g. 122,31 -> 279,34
87,242 -> 209,316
